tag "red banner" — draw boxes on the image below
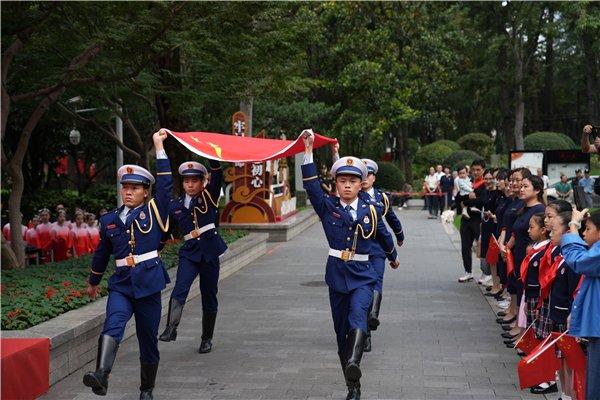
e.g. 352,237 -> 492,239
168,130 -> 337,162
517,334 -> 560,389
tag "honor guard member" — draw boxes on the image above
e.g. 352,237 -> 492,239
301,130 -> 400,400
359,159 -> 404,352
83,130 -> 172,400
158,158 -> 226,354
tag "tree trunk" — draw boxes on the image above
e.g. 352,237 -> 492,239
542,11 -> 554,130
581,34 -> 598,124
513,39 -> 526,150
1,236 -> 19,270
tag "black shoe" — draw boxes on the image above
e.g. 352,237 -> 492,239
502,325 -> 513,331
496,316 -> 516,324
505,342 -> 516,348
517,349 -> 526,357
346,385 -> 361,400
494,292 -> 505,301
529,382 -> 558,394
139,362 -> 158,400
198,311 -> 217,354
502,332 -> 518,339
368,291 -> 382,331
363,332 -> 372,353
504,339 -> 516,346
83,335 -> 119,396
485,286 -> 492,292
497,311 -> 507,317
159,298 -> 184,342
344,329 -> 366,383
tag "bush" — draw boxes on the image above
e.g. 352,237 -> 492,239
15,184 -> 118,220
375,161 -> 404,191
435,139 -> 460,151
524,131 -> 578,150
445,150 -> 483,171
1,229 -> 247,330
415,142 -> 454,167
457,133 -> 494,158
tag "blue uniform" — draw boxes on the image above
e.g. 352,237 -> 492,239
167,160 -> 227,312
302,162 -> 397,352
359,189 -> 404,293
88,158 -> 172,363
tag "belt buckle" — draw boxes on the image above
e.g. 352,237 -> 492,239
340,250 -> 351,262
125,255 -> 136,267
191,229 -> 200,239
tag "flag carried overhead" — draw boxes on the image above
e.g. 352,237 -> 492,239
167,129 -> 337,162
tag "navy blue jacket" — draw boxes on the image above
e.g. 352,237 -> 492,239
302,162 -> 398,293
359,189 -> 404,259
549,250 -> 581,324
89,158 -> 173,299
168,160 -> 227,262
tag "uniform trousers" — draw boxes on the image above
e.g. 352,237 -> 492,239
460,217 -> 481,273
102,290 -> 161,363
371,256 -> 385,293
329,285 -> 374,354
171,255 -> 219,312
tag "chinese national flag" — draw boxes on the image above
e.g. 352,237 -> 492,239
506,249 -> 516,277
518,337 -> 560,389
515,328 -> 541,356
553,333 -> 587,400
486,235 -> 500,266
168,130 -> 337,162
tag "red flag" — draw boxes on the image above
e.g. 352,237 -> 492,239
553,333 -> 586,400
518,335 -> 560,389
168,130 -> 337,162
515,328 -> 541,356
486,235 -> 500,265
506,249 -> 516,277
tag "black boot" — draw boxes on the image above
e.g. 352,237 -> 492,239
159,298 -> 184,342
346,384 -> 361,400
198,311 -> 217,354
363,330 -> 372,352
139,362 -> 158,400
83,335 -> 119,396
368,291 -> 382,331
344,329 -> 366,383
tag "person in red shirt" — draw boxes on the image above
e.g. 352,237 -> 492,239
2,221 -> 27,243
25,216 -> 42,249
51,210 -> 73,261
86,213 -> 100,252
36,208 -> 54,262
71,212 -> 92,257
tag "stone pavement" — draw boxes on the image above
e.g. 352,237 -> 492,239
43,210 -> 558,400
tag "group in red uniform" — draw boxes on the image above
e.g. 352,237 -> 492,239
2,207 -> 102,263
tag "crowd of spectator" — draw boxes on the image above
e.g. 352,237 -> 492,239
2,204 -> 107,264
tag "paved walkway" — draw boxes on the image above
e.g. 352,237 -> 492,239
44,210 -> 556,400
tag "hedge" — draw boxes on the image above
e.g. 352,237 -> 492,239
457,133 -> 493,158
1,229 -> 247,330
435,139 -> 460,151
524,131 -> 578,150
445,150 -> 483,171
375,161 -> 404,191
415,142 -> 455,167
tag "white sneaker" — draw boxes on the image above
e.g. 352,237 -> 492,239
458,273 -> 473,283
478,274 -> 492,286
498,300 -> 510,309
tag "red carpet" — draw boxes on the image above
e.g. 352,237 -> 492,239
1,338 -> 49,400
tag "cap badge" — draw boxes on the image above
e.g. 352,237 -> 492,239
126,167 -> 133,174
346,159 -> 354,166
188,163 -> 194,169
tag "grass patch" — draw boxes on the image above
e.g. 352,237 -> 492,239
1,229 -> 247,330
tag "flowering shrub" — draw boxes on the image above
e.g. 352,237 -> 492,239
1,229 -> 246,330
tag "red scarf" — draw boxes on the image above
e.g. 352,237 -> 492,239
520,241 -> 550,285
472,176 -> 485,190
538,255 -> 563,308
